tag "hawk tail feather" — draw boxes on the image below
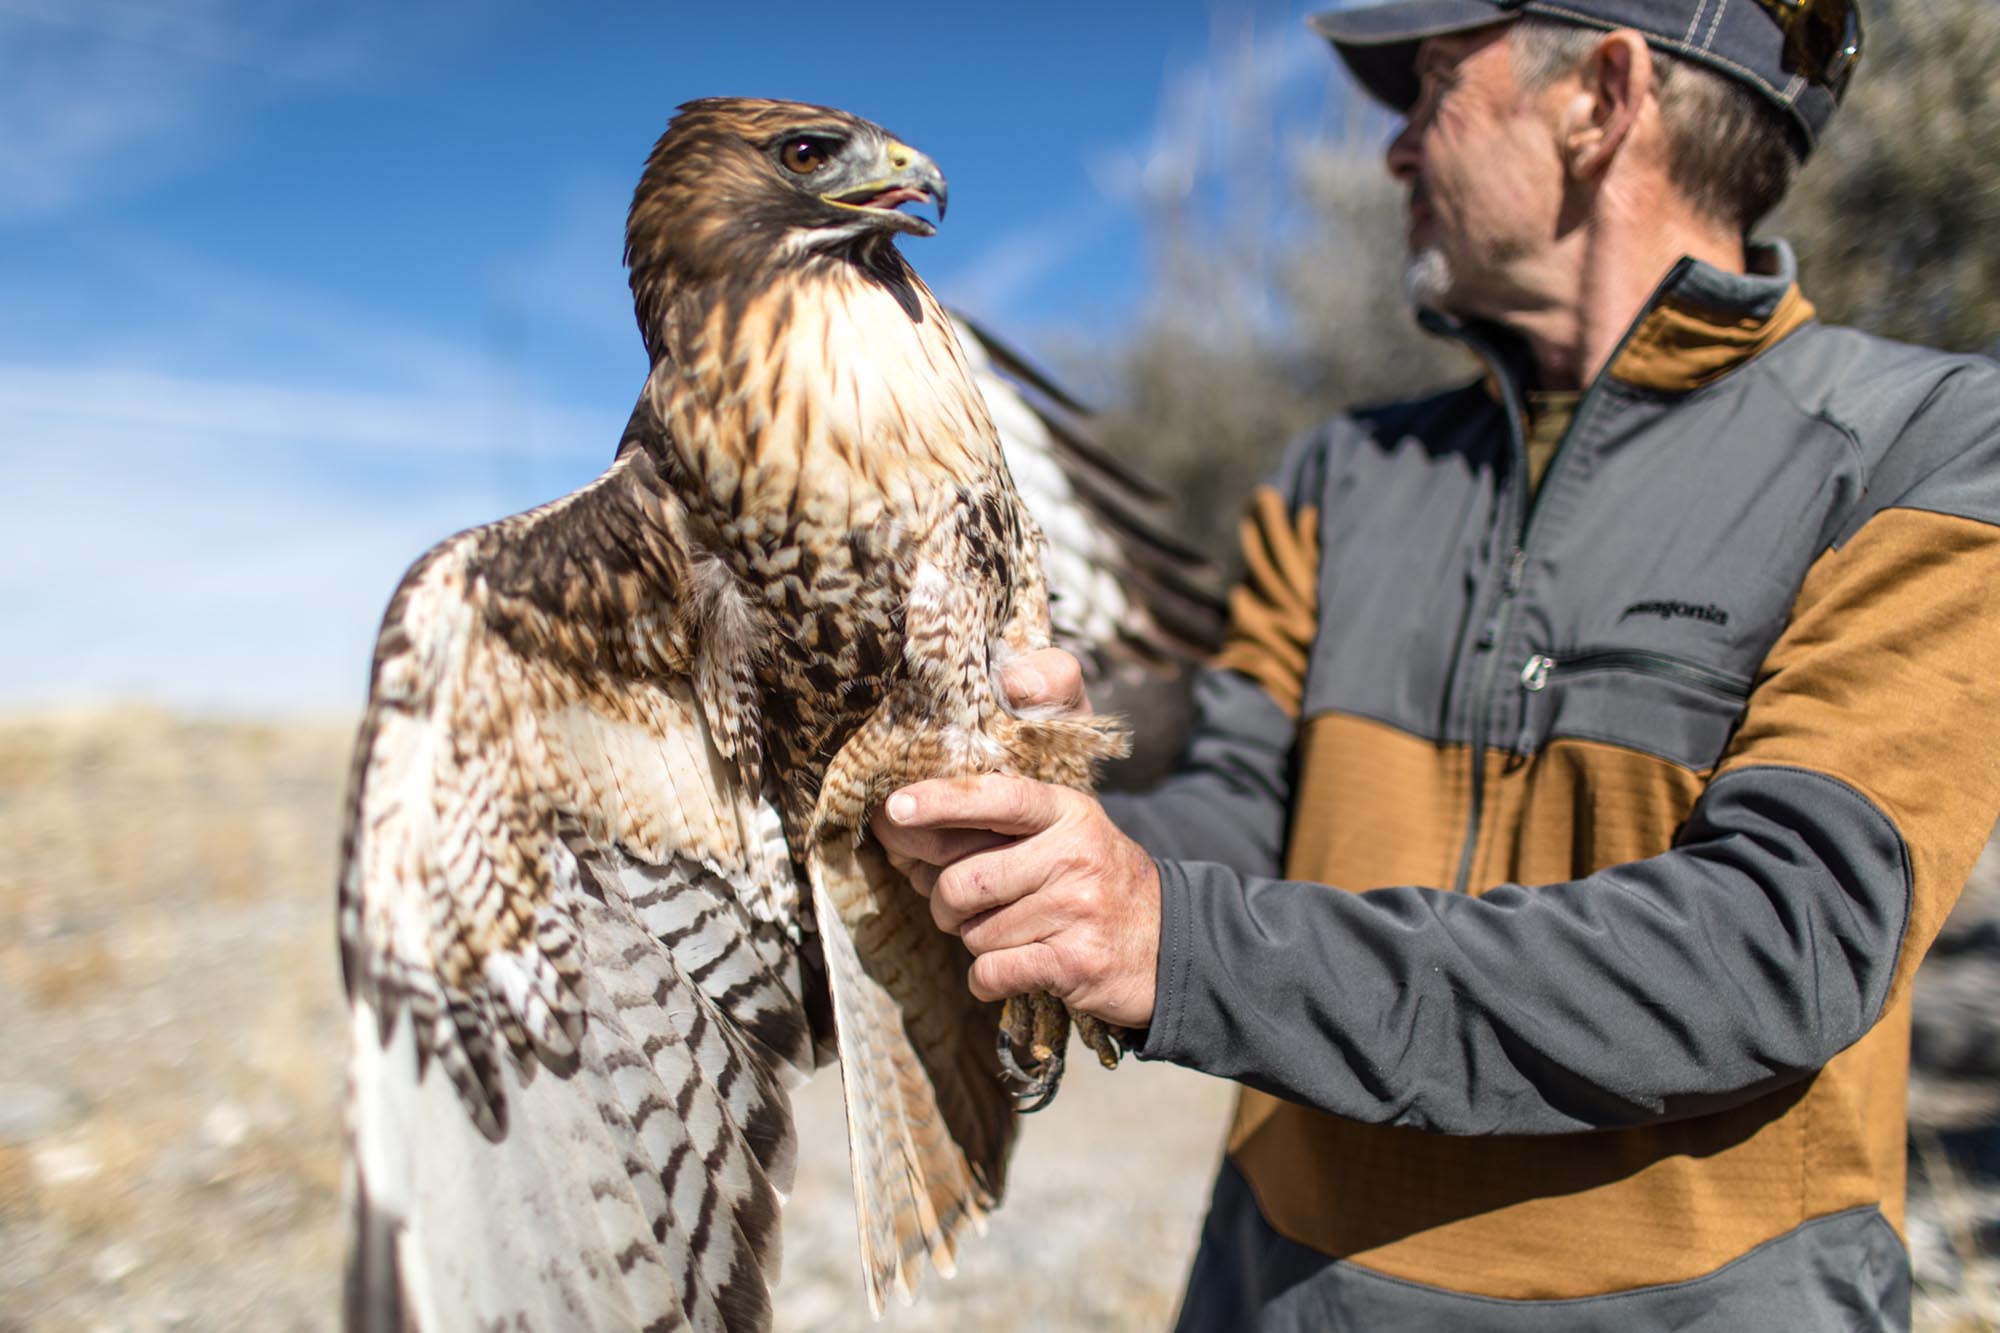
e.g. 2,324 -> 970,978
810,840 -> 1010,1314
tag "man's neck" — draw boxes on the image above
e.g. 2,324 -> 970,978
1500,200 -> 1747,390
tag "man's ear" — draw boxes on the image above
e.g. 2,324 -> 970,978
1560,29 -> 1654,178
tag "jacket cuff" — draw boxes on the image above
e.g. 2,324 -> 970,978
1137,857 -> 1204,1064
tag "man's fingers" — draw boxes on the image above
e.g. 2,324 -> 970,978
959,892 -> 1065,955
1000,647 -> 1092,715
872,776 -> 1065,918
870,807 -> 1010,871
882,773 -> 1073,839
966,940 -> 1067,1003
928,844 -> 1040,928
903,861 -> 939,899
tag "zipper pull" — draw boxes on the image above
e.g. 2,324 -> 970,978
1520,654 -> 1554,691
1503,547 -> 1527,595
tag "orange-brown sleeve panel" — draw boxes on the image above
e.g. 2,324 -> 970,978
1211,485 -> 1320,717
1718,505 -> 2000,1002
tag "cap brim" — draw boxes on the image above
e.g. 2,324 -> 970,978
1308,0 -> 1515,113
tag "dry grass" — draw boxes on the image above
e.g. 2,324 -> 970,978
0,712 -> 1237,1331
0,711 -> 354,1331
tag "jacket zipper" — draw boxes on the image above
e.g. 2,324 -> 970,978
1513,650 -> 1752,756
1444,261 -> 1693,895
1517,649 -> 1752,700
1448,342 -> 1531,896
1451,540 -> 1524,895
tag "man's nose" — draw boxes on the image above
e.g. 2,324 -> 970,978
1385,120 -> 1421,183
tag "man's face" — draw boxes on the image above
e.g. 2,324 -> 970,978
1387,26 -> 1570,317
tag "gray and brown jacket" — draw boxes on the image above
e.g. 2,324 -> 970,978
1109,242 -> 2000,1329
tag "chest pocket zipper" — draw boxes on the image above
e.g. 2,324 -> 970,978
1516,649 -> 1753,752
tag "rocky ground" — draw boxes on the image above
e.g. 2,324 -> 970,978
0,712 -> 1992,1330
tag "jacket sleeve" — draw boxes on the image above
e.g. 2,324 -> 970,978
1100,425 -> 1333,877
1137,365 -> 2000,1136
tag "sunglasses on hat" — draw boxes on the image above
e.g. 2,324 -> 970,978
1751,0 -> 1864,95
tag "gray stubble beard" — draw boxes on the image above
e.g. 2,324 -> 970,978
1404,246 -> 1454,310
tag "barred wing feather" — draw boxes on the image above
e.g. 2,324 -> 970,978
338,456 -> 816,1333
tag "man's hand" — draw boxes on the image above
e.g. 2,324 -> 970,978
872,774 -> 1161,1029
869,645 -> 1159,1030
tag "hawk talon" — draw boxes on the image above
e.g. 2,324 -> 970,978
994,1024 -> 1064,1113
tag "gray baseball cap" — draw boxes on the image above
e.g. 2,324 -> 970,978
1309,0 -> 1862,154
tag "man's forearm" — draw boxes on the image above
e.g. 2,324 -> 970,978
1138,763 -> 1910,1136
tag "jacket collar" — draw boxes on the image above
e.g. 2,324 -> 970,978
1606,240 -> 1815,393
1429,239 -> 1816,400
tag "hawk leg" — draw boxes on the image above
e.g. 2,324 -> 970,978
995,992 -> 1132,1113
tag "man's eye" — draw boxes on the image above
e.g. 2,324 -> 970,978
1411,74 -> 1451,117
781,138 -> 832,174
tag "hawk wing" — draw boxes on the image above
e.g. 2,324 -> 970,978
955,313 -> 1226,784
339,448 -> 818,1333
955,312 -> 1225,673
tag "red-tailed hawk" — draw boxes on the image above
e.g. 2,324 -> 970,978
339,97 -> 1220,1332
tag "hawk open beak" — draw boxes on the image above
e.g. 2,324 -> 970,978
823,141 -> 947,237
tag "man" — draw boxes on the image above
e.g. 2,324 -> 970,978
874,1 -> 2000,1326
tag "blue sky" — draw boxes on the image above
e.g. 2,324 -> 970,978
0,0 -> 1369,715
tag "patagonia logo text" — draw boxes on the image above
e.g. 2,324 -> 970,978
1620,599 -> 1730,626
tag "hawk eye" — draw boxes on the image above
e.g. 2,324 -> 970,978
780,137 -> 834,174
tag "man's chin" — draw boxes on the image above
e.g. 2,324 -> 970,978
1404,247 -> 1455,311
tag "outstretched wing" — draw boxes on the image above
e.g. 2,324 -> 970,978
338,449 -> 817,1333
955,313 -> 1227,784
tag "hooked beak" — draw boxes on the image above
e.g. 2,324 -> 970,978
823,140 -> 948,237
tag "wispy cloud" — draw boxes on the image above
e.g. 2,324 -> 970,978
73,233 -> 506,392
928,202 -> 1119,326
0,219 -> 625,715
2,441 -> 470,715
0,364 -> 612,458
0,172 -> 638,714
0,360 -> 622,714
0,0 -> 454,222
930,7 -> 1342,334
1091,14 -> 1333,211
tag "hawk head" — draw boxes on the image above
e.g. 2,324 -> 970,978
625,98 -> 948,356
